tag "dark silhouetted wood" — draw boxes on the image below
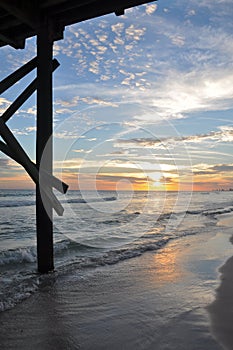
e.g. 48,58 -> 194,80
1,59 -> 59,123
36,19 -> 54,273
0,57 -> 37,94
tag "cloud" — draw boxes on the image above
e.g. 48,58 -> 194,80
54,131 -> 79,139
194,163 -> 233,175
145,4 -> 158,15
12,128 -> 29,136
73,148 -> 92,155
133,68 -> 233,123
54,9 -> 233,121
159,175 -> 176,184
89,61 -> 100,75
0,37 -> 36,73
115,125 -> 233,151
76,173 -> 154,191
96,34 -> 108,43
54,158 -> 83,171
114,37 -> 125,46
55,108 -> 74,115
95,173 -> 153,184
169,35 -> 185,47
187,9 -> 196,16
111,23 -> 125,36
0,158 -> 11,169
125,24 -> 146,41
54,59 -> 233,124
0,97 -> 11,114
55,97 -> 79,108
0,158 -> 22,175
211,164 -> 233,172
26,126 -> 36,132
80,97 -> 118,107
52,14 -> 149,89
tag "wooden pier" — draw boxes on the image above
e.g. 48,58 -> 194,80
0,0 -> 155,273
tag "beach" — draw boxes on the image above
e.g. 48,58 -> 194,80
0,0 -> 232,348
207,213 -> 233,350
1,225 -> 233,350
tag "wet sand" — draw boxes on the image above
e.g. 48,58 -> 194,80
208,213 -> 233,350
0,229 -> 232,350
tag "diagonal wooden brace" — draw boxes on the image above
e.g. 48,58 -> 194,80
1,59 -> 59,123
0,119 -> 65,216
0,140 -> 68,194
0,57 -> 37,95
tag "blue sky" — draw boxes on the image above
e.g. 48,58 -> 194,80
0,0 -> 233,191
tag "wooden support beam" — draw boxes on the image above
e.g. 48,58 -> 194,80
56,0 -> 155,27
0,140 -> 15,159
0,119 -> 65,215
0,57 -> 37,95
0,119 -> 38,183
36,19 -> 54,273
40,170 -> 68,194
1,59 -> 59,123
0,0 -> 39,29
115,9 -> 125,16
0,17 -> 19,31
0,56 -> 67,195
0,32 -> 24,49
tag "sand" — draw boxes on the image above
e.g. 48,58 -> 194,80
0,228 -> 233,350
207,213 -> 233,350
208,255 -> 233,350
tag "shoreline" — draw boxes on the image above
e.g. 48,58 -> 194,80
0,229 -> 232,349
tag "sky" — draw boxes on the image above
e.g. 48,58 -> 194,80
0,0 -> 233,191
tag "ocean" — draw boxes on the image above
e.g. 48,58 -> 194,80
0,189 -> 233,313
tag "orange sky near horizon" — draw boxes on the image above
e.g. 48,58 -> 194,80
0,168 -> 230,192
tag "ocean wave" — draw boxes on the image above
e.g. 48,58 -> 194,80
0,273 -> 40,313
186,210 -> 203,215
0,196 -> 117,209
55,237 -> 174,273
0,190 -> 34,198
102,219 -> 121,225
0,239 -> 94,267
0,246 -> 37,266
0,230 -> 188,269
160,206 -> 233,220
0,201 -> 35,208
202,207 -> 233,216
67,196 -> 117,204
0,206 -> 228,269
0,227 -> 205,313
58,228 -> 201,272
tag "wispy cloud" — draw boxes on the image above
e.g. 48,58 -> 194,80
116,125 -> 233,149
0,158 -> 22,174
0,97 -> 11,114
193,163 -> 233,175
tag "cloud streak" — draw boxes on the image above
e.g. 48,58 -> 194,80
116,125 -> 233,149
